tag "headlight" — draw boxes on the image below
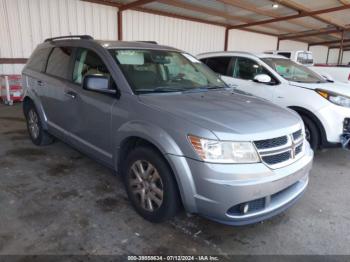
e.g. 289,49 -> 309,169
316,89 -> 350,108
188,135 -> 260,163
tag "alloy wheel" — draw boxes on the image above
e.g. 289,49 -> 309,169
128,160 -> 164,212
28,109 -> 40,139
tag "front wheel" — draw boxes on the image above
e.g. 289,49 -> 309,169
123,146 -> 180,223
302,116 -> 319,151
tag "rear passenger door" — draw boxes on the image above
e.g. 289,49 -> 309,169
202,56 -> 238,88
65,48 -> 116,166
41,46 -> 75,139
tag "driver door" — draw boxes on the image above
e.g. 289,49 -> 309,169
65,48 -> 116,166
230,57 -> 275,101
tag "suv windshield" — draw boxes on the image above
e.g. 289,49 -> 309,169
262,58 -> 325,83
109,49 -> 226,93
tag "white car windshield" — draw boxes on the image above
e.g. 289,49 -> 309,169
109,49 -> 226,94
262,58 -> 326,84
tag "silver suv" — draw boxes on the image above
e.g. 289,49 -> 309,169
22,35 -> 313,225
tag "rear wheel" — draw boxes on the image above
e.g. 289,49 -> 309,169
123,146 -> 180,223
24,102 -> 54,146
302,115 -> 319,151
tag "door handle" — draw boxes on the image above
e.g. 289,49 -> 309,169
64,90 -> 77,99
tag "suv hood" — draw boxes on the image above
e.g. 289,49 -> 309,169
139,90 -> 302,141
289,81 -> 350,96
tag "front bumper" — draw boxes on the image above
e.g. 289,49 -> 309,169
316,104 -> 350,144
168,143 -> 313,226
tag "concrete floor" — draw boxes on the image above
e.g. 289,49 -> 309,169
0,103 -> 350,256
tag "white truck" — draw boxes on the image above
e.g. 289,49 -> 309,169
264,50 -> 350,85
197,51 -> 350,151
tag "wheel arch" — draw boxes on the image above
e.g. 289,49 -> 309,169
288,106 -> 327,146
23,95 -> 48,130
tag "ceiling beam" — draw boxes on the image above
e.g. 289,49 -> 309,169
158,0 -> 300,34
279,28 -> 346,40
81,0 -> 121,8
0,58 -> 28,64
218,0 -> 341,41
229,5 -> 350,29
119,0 -> 156,11
309,39 -> 350,46
330,44 -> 350,49
274,0 -> 346,29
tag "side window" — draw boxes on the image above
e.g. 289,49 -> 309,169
46,47 -> 73,79
234,57 -> 270,80
277,52 -> 291,59
73,49 -> 111,84
205,57 -> 232,76
26,48 -> 52,72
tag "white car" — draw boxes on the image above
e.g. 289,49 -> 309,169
197,51 -> 350,150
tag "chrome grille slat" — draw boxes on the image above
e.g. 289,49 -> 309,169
254,129 -> 304,169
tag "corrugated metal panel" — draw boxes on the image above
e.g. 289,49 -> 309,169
0,0 -> 118,75
228,29 -> 277,52
122,10 -> 225,55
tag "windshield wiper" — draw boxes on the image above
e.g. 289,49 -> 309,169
136,86 -> 192,94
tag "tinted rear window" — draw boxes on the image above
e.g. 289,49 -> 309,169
46,47 -> 73,79
205,57 -> 232,76
26,48 -> 52,72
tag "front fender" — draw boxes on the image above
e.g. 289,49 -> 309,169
113,120 -> 198,212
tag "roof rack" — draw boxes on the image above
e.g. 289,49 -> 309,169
136,41 -> 158,44
44,35 -> 93,42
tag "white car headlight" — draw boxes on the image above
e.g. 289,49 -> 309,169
188,135 -> 260,163
316,89 -> 350,108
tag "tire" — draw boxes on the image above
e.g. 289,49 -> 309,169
302,115 -> 319,151
122,146 -> 180,223
24,102 -> 54,146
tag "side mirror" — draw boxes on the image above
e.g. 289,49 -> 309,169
82,75 -> 117,94
253,74 -> 272,84
321,74 -> 334,83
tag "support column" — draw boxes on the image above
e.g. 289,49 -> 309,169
326,47 -> 330,64
118,10 -> 123,41
224,28 -> 229,51
338,30 -> 344,65
277,38 -> 280,50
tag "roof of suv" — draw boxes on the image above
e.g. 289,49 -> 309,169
96,40 -> 180,51
40,35 -> 180,52
197,51 -> 288,60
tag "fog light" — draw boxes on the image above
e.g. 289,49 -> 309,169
240,203 -> 249,214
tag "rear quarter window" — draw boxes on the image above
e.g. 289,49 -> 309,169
204,57 -> 232,76
26,48 -> 52,72
46,47 -> 74,79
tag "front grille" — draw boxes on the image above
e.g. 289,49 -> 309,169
271,182 -> 297,201
254,129 -> 304,169
262,151 -> 291,165
254,136 -> 288,149
293,130 -> 302,140
344,118 -> 350,133
295,143 -> 303,155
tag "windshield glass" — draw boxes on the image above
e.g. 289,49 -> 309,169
262,57 -> 325,83
109,49 -> 226,94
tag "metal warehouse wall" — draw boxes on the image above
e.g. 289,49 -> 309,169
0,0 -> 118,75
122,10 -> 226,56
227,30 -> 277,53
1,0 -> 333,75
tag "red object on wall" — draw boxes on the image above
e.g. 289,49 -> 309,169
1,75 -> 23,102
